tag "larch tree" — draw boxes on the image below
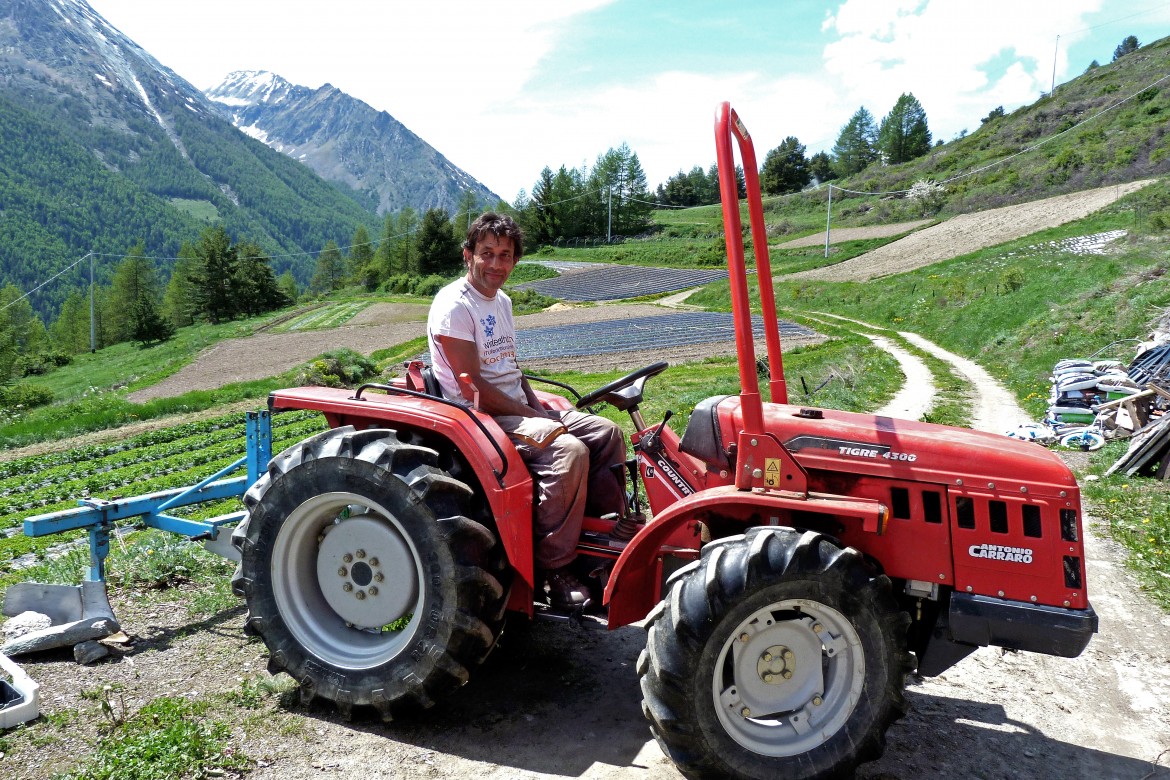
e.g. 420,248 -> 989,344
311,240 -> 347,295
878,93 -> 932,165
415,209 -> 461,276
831,107 -> 879,177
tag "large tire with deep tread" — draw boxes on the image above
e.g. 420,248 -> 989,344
639,527 -> 912,780
233,426 -> 504,719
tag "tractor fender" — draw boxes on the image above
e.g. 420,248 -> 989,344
604,485 -> 888,628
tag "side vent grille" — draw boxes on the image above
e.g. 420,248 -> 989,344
1063,556 -> 1083,589
956,496 -> 975,529
1022,505 -> 1043,538
989,501 -> 1008,534
923,491 -> 942,524
1060,509 -> 1079,542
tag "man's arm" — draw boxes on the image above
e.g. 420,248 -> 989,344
437,335 -> 548,418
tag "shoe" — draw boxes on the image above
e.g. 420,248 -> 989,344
545,566 -> 592,610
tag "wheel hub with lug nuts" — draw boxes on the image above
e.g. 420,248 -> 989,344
316,513 -> 417,630
758,645 -> 797,684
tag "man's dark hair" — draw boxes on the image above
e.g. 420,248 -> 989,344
463,212 -> 524,260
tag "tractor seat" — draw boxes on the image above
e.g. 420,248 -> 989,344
421,365 -> 443,398
679,395 -> 732,471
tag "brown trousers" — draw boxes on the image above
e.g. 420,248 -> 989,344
495,410 -> 627,569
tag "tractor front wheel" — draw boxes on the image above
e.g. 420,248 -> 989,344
639,527 -> 912,780
234,427 -> 503,719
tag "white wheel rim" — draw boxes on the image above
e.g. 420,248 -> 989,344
712,598 -> 865,756
271,491 -> 423,670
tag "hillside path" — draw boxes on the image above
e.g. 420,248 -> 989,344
805,315 -> 1170,779
786,180 -> 1154,282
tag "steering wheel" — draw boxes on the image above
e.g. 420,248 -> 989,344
576,361 -> 669,409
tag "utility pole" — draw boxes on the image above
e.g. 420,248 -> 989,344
88,252 -> 96,353
607,188 -> 613,243
824,184 -> 833,259
1050,34 -> 1060,96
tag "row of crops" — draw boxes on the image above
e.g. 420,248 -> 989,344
0,409 -> 330,573
270,302 -> 368,333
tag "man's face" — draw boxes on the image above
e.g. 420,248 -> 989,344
465,234 -> 516,297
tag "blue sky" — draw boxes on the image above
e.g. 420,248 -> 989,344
86,0 -> 1170,202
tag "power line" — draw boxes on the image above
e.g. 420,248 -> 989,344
0,253 -> 93,314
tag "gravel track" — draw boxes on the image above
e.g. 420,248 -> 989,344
787,180 -> 1154,282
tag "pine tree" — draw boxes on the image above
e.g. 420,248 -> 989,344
878,93 -> 932,165
130,294 -> 174,347
190,225 -> 239,323
831,107 -> 879,176
348,224 -> 376,289
760,137 -> 811,195
530,167 -> 558,244
107,242 -> 161,344
277,271 -> 300,304
809,151 -> 836,183
163,242 -> 200,328
50,290 -> 91,354
234,240 -> 288,316
311,241 -> 347,295
1113,35 -> 1139,61
415,209 -> 461,276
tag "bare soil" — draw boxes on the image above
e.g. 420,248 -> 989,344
787,180 -> 1154,282
773,219 -> 933,249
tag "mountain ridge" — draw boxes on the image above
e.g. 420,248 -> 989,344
205,69 -> 500,216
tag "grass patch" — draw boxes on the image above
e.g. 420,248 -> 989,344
1080,443 -> 1170,610
167,197 -> 219,222
59,695 -> 250,780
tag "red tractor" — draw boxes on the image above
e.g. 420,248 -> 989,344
232,103 -> 1096,780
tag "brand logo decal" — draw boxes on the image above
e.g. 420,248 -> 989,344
654,457 -> 694,496
969,544 -> 1033,564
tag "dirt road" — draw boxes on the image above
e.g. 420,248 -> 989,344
787,180 -> 1154,282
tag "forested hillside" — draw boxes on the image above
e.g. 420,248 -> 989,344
0,0 -> 380,322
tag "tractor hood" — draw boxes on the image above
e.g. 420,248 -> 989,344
717,398 -> 1077,496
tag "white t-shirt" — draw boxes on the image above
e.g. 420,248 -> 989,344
427,277 -> 525,404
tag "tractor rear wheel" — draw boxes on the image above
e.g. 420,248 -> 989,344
639,527 -> 912,780
234,427 -> 503,719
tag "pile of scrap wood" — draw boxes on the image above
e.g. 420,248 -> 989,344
1105,386 -> 1170,477
1103,342 -> 1170,477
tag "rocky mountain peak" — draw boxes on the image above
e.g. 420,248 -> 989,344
205,70 -> 296,107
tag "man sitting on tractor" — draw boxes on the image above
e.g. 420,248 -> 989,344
426,212 -> 627,610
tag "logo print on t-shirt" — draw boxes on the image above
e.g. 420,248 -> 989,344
480,314 -> 496,338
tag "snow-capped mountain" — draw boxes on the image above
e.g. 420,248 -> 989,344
206,70 -> 499,216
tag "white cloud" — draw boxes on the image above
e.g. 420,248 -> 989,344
821,0 -> 1106,140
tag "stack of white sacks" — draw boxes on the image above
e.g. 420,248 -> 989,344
1047,358 -> 1141,425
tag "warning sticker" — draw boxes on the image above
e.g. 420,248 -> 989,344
764,457 -> 781,487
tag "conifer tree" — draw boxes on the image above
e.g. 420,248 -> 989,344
190,225 -> 239,323
1113,35 -> 1139,61
416,209 -> 461,276
234,240 -> 288,316
163,242 -> 200,328
761,137 -> 811,195
348,225 -> 376,289
831,107 -> 879,176
878,93 -> 932,165
311,241 -> 347,294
